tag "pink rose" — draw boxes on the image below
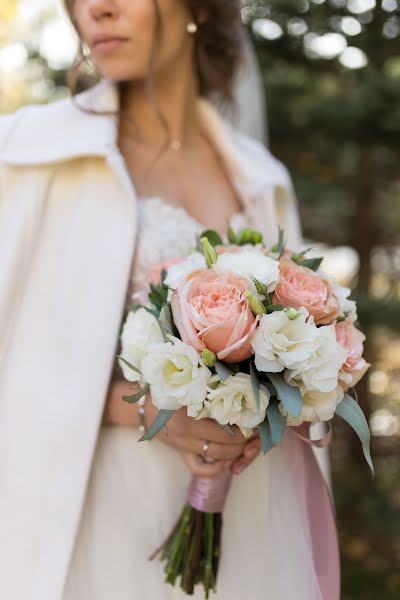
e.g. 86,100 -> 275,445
335,320 -> 370,388
171,270 -> 259,363
273,258 -> 340,325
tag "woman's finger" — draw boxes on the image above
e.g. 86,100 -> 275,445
192,418 -> 247,446
197,439 -> 244,461
180,452 -> 228,478
231,437 -> 262,475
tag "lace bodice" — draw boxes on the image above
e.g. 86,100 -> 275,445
111,196 -> 251,380
126,196 -> 250,307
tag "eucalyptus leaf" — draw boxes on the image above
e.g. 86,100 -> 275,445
199,229 -> 223,247
115,355 -> 142,376
290,247 -> 315,263
266,403 -> 286,446
159,303 -> 178,337
142,305 -> 160,319
139,409 -> 175,442
217,422 -> 235,436
300,257 -> 323,272
268,373 -> 303,418
215,361 -> 234,381
249,361 -> 260,410
258,419 -> 274,455
122,384 -> 149,404
335,393 -> 374,476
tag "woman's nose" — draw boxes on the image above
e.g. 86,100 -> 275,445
87,0 -> 118,22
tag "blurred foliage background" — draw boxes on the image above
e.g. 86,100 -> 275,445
1,1 -> 399,597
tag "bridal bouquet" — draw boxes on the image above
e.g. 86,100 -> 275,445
117,226 -> 372,598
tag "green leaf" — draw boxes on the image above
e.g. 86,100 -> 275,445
199,229 -> 223,247
160,302 -> 179,337
300,257 -> 323,272
227,223 -> 237,244
148,280 -> 169,312
266,304 -> 285,313
142,305 -> 160,319
122,384 -> 149,404
249,275 -> 270,302
115,355 -> 142,376
335,393 -> 374,476
268,373 -> 303,418
266,403 -> 286,445
258,419 -> 274,454
271,226 -> 286,257
215,361 -> 234,381
249,361 -> 260,410
139,409 -> 175,441
217,422 -> 235,436
291,247 -> 315,263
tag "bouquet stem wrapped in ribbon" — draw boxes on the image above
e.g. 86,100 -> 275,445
117,226 -> 373,599
149,464 -> 232,598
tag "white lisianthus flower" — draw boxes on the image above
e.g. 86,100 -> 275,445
280,384 -> 344,426
141,336 -> 211,415
251,309 -> 318,373
164,252 -> 207,290
214,247 -> 280,295
339,363 -> 370,389
285,325 -> 348,393
322,271 -> 358,322
202,373 -> 270,438
119,308 -> 164,383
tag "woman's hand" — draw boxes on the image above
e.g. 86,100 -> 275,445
103,377 -> 262,478
146,401 -> 262,478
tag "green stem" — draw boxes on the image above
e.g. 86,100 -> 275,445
204,512 -> 214,599
165,505 -> 193,585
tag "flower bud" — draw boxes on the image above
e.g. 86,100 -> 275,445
244,290 -> 267,316
201,349 -> 217,368
200,237 -> 217,268
286,307 -> 299,320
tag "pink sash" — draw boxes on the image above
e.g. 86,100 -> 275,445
291,424 -> 341,600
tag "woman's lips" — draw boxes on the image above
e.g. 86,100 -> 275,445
93,38 -> 128,53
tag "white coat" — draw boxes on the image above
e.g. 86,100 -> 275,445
0,77 -> 302,600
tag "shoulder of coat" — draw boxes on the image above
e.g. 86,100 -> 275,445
0,92 -> 113,166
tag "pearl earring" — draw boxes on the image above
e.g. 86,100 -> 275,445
186,22 -> 197,34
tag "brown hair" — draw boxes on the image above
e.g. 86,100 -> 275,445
63,0 -> 245,162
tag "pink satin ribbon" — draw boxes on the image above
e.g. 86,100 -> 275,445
188,461 -> 233,513
291,423 -> 341,600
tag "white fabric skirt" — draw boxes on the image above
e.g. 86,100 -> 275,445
63,425 -> 323,600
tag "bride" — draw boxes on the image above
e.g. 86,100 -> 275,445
0,1 -> 339,599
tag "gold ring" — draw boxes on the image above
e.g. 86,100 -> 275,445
201,441 -> 210,459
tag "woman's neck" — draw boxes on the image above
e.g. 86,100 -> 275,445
117,52 -> 202,151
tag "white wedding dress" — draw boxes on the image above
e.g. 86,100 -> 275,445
63,197 -> 325,600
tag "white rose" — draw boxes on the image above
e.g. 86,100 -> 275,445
141,336 -> 211,414
202,373 -> 270,438
285,325 -> 348,393
214,247 -> 280,294
280,384 -> 344,426
251,309 -> 318,373
164,252 -> 207,290
119,308 -> 164,383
